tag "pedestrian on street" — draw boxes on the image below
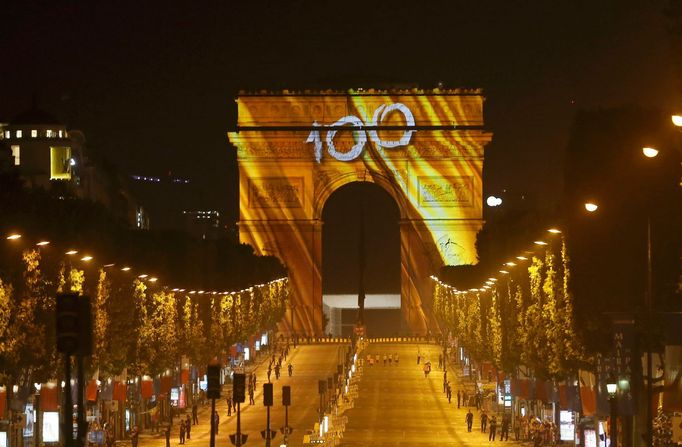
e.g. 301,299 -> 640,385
227,396 -> 232,416
288,363 -> 293,377
443,373 -> 448,393
481,411 -> 488,433
438,354 -> 443,369
130,426 -> 139,447
274,364 -> 281,379
446,383 -> 452,403
165,425 -> 171,447
466,410 -> 474,432
457,390 -> 461,408
395,353 -> 399,365
179,420 -> 186,444
417,351 -> 421,365
185,415 -> 191,439
267,366 -> 272,382
501,416 -> 510,441
192,403 -> 198,425
213,411 -> 219,435
249,386 -> 255,405
489,416 -> 498,441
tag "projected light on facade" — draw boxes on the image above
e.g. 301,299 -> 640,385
228,88 -> 492,335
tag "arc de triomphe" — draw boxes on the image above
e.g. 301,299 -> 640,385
228,88 -> 491,336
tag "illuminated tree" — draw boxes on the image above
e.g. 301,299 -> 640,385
91,269 -> 110,373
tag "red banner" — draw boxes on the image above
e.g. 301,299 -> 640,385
141,379 -> 154,399
41,384 -> 59,411
579,370 -> 597,416
160,376 -> 172,394
180,370 -> 189,385
113,381 -> 127,401
0,388 -> 5,418
86,380 -> 98,402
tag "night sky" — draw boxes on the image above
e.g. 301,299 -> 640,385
1,1 -> 679,255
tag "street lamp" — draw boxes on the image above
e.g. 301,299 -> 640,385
584,202 -> 599,213
642,147 -> 659,158
672,114 -> 682,127
606,376 -> 618,447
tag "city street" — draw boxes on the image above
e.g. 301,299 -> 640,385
138,343 -> 348,447
339,343 -> 520,447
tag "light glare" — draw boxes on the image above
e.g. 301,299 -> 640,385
7,234 -> 22,240
584,202 -> 598,212
672,115 -> 682,127
642,147 -> 659,158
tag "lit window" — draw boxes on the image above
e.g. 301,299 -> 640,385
31,130 -> 37,138
50,146 -> 72,180
3,131 -> 9,139
16,130 -> 22,138
46,130 -> 54,138
58,130 -> 63,138
11,145 -> 20,166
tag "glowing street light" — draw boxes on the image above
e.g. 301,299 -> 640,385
121,266 -> 131,271
672,114 -> 682,127
584,202 -> 599,213
642,147 -> 659,158
80,256 -> 93,262
6,234 -> 21,240
547,228 -> 561,234
36,241 -> 50,246
533,241 -> 548,246
486,195 -> 503,207
65,250 -> 78,255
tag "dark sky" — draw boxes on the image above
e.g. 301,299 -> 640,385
1,1 -> 679,222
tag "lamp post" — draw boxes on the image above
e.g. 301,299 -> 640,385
606,377 -> 618,447
641,146 -> 657,447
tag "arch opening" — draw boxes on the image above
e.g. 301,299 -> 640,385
321,182 -> 402,337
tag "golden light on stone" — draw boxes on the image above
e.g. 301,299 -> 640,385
229,88 -> 492,334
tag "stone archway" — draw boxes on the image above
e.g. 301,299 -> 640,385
228,89 -> 492,335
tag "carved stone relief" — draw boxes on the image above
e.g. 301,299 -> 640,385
418,176 -> 473,208
249,177 -> 304,208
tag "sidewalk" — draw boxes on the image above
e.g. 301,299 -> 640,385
138,343 -> 297,445
436,349 -> 529,446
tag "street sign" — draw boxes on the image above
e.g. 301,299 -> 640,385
206,365 -> 221,399
282,385 -> 291,406
233,373 -> 246,403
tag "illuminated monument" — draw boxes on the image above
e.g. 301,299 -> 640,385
228,89 -> 492,335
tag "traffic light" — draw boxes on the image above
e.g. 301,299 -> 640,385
233,373 -> 245,403
263,383 -> 273,406
56,293 -> 80,354
79,296 -> 93,356
282,385 -> 291,406
206,364 -> 221,399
